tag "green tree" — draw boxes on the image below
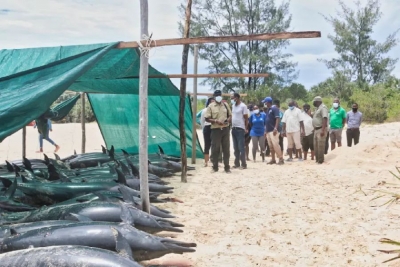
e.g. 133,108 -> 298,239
178,0 -> 298,92
321,0 -> 399,87
310,71 -> 355,101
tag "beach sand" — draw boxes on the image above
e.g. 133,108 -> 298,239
2,122 -> 400,266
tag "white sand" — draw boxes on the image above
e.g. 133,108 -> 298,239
2,122 -> 400,266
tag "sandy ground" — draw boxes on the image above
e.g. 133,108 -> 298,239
2,123 -> 400,266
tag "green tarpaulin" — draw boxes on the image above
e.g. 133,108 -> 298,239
0,42 -> 203,158
51,94 -> 81,121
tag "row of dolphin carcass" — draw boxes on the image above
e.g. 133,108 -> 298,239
0,145 -> 196,266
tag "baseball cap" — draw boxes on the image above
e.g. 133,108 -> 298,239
213,90 -> 222,96
313,96 -> 322,102
261,96 -> 273,103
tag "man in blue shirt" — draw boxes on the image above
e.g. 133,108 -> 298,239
262,96 -> 284,165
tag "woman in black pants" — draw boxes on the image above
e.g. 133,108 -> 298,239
200,97 -> 215,166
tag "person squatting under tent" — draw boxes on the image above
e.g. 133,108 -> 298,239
34,112 -> 60,153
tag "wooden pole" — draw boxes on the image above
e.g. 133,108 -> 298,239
117,31 -> 321,48
81,93 -> 86,154
117,73 -> 269,79
191,45 -> 198,164
22,126 -> 26,158
139,0 -> 150,213
179,0 -> 192,183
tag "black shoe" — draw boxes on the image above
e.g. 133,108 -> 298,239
232,165 -> 240,169
211,168 -> 218,173
225,169 -> 231,173
240,166 -> 247,170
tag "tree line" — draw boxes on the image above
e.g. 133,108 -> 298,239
181,0 -> 400,123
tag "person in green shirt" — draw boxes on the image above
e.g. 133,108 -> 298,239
329,98 -> 346,150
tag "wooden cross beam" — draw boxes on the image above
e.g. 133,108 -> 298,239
118,73 -> 269,79
117,31 -> 321,48
188,93 -> 248,97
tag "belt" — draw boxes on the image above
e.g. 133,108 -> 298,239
314,127 -> 322,130
232,127 -> 244,130
212,126 -> 229,130
348,127 -> 359,130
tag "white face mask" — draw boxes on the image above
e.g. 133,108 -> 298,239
254,109 -> 260,114
333,103 -> 339,108
231,99 -> 236,105
215,96 -> 222,103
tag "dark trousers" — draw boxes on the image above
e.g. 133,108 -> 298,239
203,125 -> 212,154
325,132 -> 329,154
211,127 -> 230,171
266,135 -> 283,156
346,128 -> 360,147
232,127 -> 246,167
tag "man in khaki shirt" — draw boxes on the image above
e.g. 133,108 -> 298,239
205,90 -> 232,173
312,96 -> 328,164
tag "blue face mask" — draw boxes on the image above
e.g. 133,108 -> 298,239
289,106 -> 294,110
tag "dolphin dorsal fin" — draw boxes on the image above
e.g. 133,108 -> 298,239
111,227 -> 134,261
5,161 -> 14,172
119,202 -> 134,226
4,177 -> 18,199
69,213 -> 93,222
118,185 -> 134,204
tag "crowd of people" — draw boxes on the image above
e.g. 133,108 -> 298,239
200,90 -> 363,173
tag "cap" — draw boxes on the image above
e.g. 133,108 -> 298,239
313,96 -> 322,102
261,96 -> 273,103
213,90 -> 222,96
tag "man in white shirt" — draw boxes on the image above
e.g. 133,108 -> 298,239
301,104 -> 314,160
230,92 -> 249,169
282,99 -> 305,161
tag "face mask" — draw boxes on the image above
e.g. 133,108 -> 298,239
333,103 -> 339,108
215,96 -> 222,103
313,102 -> 318,107
231,99 -> 236,105
289,106 -> 294,110
254,109 -> 260,114
352,108 -> 358,112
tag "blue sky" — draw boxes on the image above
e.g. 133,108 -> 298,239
1,0 -> 399,96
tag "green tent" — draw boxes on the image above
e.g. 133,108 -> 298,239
0,42 -> 203,158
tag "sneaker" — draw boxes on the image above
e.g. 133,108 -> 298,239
240,166 -> 247,170
298,158 -> 304,161
277,159 -> 284,165
286,157 -> 293,162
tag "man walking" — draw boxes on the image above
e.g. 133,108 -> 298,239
346,103 -> 363,147
230,93 -> 249,169
205,90 -> 232,173
329,98 -> 346,150
262,96 -> 284,165
282,99 -> 305,161
312,96 -> 329,164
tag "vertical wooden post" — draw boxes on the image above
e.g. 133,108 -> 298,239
179,0 -> 193,183
191,45 -> 198,164
22,126 -> 26,158
81,93 -> 86,154
139,0 -> 150,213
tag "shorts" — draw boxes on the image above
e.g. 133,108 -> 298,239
287,131 -> 301,149
302,133 -> 314,151
329,128 -> 343,143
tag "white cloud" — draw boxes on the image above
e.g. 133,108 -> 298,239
0,0 -> 399,92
